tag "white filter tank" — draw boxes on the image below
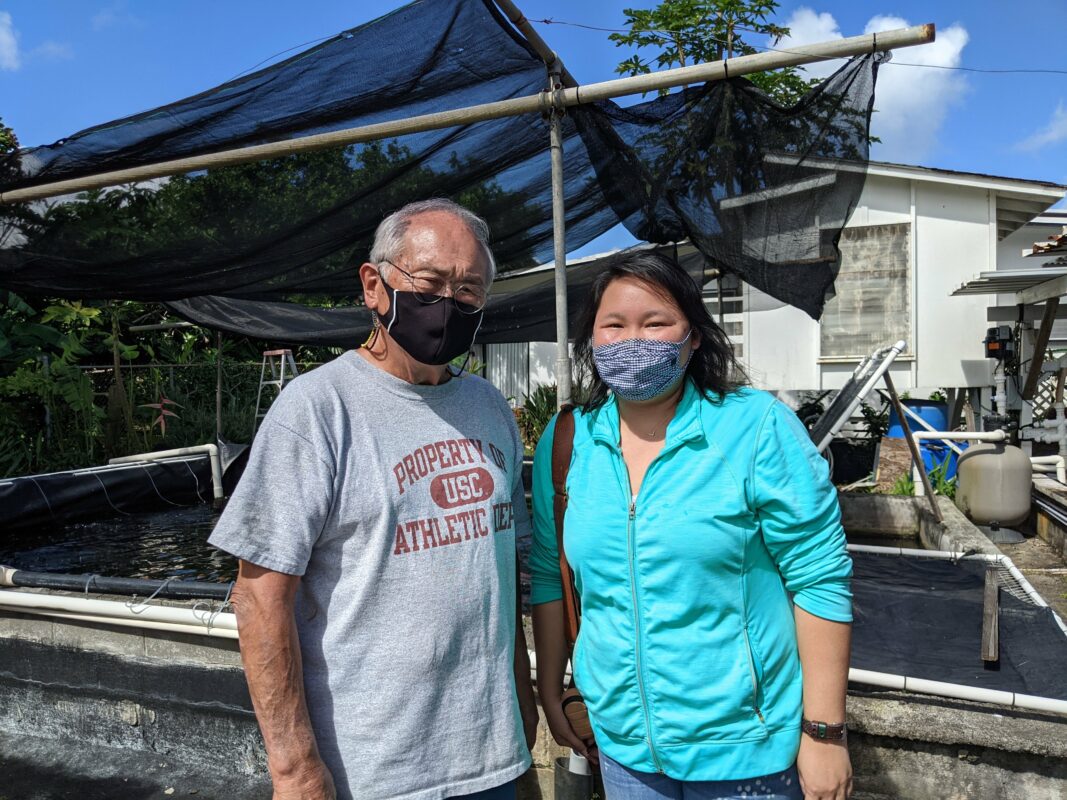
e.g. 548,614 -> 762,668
955,442 -> 1032,527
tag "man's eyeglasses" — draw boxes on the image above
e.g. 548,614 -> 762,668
378,260 -> 489,314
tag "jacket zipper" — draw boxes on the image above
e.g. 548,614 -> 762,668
741,626 -> 766,724
626,493 -> 664,773
615,429 -> 696,772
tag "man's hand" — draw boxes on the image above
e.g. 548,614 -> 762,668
272,759 -> 337,800
797,735 -> 852,800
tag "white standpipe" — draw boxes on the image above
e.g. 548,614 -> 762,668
110,443 -> 223,502
910,430 -> 1007,496
994,369 -> 1008,415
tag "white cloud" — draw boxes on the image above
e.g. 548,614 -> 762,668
0,11 -> 20,71
92,2 -> 142,32
774,9 -> 970,163
30,40 -> 74,62
774,8 -> 842,80
1016,101 -> 1067,151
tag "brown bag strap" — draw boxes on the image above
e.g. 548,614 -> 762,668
552,405 -> 580,649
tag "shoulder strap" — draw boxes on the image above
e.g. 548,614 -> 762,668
552,405 -> 581,649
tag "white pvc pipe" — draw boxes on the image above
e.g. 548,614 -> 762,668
13,607 -> 239,640
0,587 -> 235,634
849,668 -> 1067,716
0,455 -> 206,488
910,429 -> 1007,496
1030,455 -> 1066,483
994,370 -> 1008,415
912,430 -> 1008,443
110,444 -> 223,501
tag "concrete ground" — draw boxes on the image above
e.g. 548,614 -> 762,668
0,731 -> 271,800
997,527 -> 1067,622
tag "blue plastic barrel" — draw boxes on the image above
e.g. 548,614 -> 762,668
886,400 -> 962,481
887,400 -> 948,438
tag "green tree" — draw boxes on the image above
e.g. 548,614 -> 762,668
0,116 -> 16,153
610,0 -> 816,104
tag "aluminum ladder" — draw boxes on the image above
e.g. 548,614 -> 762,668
252,349 -> 300,435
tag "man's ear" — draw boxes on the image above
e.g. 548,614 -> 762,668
360,262 -> 390,316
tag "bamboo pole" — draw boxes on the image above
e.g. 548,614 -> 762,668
0,24 -> 934,205
492,0 -> 577,87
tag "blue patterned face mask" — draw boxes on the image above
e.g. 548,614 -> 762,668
592,330 -> 694,402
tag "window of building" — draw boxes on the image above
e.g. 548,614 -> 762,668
820,223 -> 911,359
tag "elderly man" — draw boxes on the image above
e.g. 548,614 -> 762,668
209,199 -> 538,800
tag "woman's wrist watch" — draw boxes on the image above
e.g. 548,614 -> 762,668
801,718 -> 847,741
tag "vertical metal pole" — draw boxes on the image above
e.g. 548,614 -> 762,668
548,69 -> 572,408
215,331 -> 223,444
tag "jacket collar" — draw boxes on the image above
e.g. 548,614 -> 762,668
590,378 -> 707,449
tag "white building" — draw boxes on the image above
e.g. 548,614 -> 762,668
484,162 -> 1065,403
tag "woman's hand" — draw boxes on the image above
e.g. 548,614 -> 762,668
541,691 -> 599,766
797,736 -> 852,800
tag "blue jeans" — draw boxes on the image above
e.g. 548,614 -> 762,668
447,779 -> 517,800
600,753 -> 803,800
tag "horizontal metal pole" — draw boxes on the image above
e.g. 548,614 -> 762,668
0,24 -> 934,205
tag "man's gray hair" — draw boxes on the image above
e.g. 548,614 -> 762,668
370,198 -> 497,281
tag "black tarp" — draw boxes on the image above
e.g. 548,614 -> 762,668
851,551 -> 1067,701
165,243 -> 710,346
0,0 -> 881,322
0,457 -> 214,533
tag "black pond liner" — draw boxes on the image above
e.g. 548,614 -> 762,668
850,549 -> 1067,701
0,456 -> 213,533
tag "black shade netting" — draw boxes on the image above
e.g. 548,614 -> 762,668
0,0 -> 879,323
164,243 -> 710,346
850,552 -> 1067,701
571,53 -> 883,320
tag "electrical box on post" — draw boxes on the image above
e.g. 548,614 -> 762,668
984,326 -> 1014,360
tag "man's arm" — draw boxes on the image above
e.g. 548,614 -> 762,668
231,560 -> 336,800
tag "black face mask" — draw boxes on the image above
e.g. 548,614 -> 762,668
382,286 -> 483,366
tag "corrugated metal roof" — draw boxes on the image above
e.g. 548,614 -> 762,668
953,268 -> 1067,296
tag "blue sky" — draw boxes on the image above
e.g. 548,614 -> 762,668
1,0 -> 1065,256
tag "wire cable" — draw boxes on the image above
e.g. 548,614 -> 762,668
532,17 -> 1067,76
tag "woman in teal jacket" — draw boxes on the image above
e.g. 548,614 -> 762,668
530,252 -> 853,800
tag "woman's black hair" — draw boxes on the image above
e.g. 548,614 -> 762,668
573,250 -> 746,410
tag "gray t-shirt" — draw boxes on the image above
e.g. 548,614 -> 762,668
209,351 -> 532,800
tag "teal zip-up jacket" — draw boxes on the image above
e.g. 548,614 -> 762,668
529,381 -> 852,781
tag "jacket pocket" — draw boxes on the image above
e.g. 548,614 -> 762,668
741,626 -> 767,725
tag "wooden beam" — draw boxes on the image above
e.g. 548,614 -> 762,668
987,304 -> 1067,322
1023,296 -> 1060,399
982,566 -> 999,664
1015,273 -> 1067,306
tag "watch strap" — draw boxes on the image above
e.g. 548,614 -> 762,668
801,718 -> 847,740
